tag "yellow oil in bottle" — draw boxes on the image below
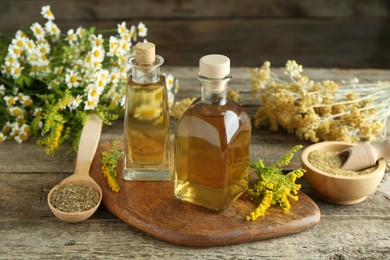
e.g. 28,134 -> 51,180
174,99 -> 251,210
123,42 -> 171,181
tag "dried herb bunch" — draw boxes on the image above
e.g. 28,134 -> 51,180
252,60 -> 390,143
246,145 -> 305,221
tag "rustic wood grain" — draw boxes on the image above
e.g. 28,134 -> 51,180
88,141 -> 320,247
1,67 -> 390,258
0,1 -> 389,68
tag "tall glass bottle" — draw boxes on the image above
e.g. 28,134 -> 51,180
123,42 -> 171,181
174,54 -> 251,210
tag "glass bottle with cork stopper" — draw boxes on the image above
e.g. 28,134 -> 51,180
174,54 -> 251,210
123,42 -> 171,181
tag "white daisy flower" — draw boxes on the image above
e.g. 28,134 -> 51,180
90,34 -> 104,47
10,62 -> 23,80
117,22 -> 128,36
45,20 -> 61,39
11,35 -> 26,49
84,96 -> 99,110
41,5 -> 55,21
137,22 -> 147,38
8,106 -> 23,117
70,95 -> 83,110
25,39 -> 36,54
36,41 -> 51,55
90,46 -> 105,63
109,69 -> 120,86
0,133 -> 6,143
76,27 -> 86,38
33,107 -> 43,117
67,29 -> 78,45
107,36 -> 119,57
65,71 -> 80,88
4,96 -> 16,106
130,25 -> 137,41
8,44 -> 22,57
4,54 -> 18,66
166,74 -> 174,91
30,22 -> 45,40
0,84 -> 5,95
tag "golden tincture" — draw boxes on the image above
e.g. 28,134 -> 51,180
174,54 -> 251,210
123,42 -> 171,181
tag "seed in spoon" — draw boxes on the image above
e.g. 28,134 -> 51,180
50,183 -> 100,213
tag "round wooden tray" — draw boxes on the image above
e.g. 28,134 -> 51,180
90,141 -> 321,247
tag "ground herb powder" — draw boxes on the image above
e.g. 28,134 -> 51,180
308,150 -> 376,176
50,183 -> 100,213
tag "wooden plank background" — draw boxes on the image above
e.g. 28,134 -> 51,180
1,0 -> 389,68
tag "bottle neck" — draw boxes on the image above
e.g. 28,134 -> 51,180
199,74 -> 231,104
129,55 -> 164,84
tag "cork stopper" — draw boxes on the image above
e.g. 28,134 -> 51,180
199,54 -> 230,79
135,42 -> 156,65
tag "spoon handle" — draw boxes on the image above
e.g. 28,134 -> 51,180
74,114 -> 103,176
371,137 -> 390,161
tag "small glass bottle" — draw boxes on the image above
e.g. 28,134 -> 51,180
174,54 -> 251,210
123,42 -> 171,181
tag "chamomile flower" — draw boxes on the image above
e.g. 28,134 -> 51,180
76,27 -> 86,38
20,124 -> 31,134
20,95 -> 33,106
8,44 -> 22,57
65,71 -> 80,88
10,62 -> 23,80
130,25 -> 137,41
109,69 -> 120,86
166,74 -> 174,91
45,20 -> 61,39
33,107 -> 43,117
41,5 -> 55,20
0,133 -> 6,142
84,96 -> 99,110
4,96 -> 16,106
0,85 -> 5,95
67,29 -> 78,45
91,34 -> 104,47
90,46 -> 105,64
11,35 -> 26,49
69,95 -> 83,110
107,36 -> 119,57
87,85 -> 102,101
117,22 -> 128,36
137,22 -> 147,37
8,106 -> 22,117
4,54 -> 18,66
30,22 -> 45,40
25,39 -> 36,54
36,41 -> 50,55
117,39 -> 131,56
1,63 -> 12,76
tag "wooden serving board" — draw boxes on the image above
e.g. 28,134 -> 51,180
90,141 -> 321,247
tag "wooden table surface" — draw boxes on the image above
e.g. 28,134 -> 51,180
1,67 -> 389,259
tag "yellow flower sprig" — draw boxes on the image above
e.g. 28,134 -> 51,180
246,145 -> 305,221
102,144 -> 122,192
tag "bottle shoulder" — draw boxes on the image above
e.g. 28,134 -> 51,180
186,98 -> 250,120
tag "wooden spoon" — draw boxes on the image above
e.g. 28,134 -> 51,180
47,114 -> 103,223
341,138 -> 390,171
